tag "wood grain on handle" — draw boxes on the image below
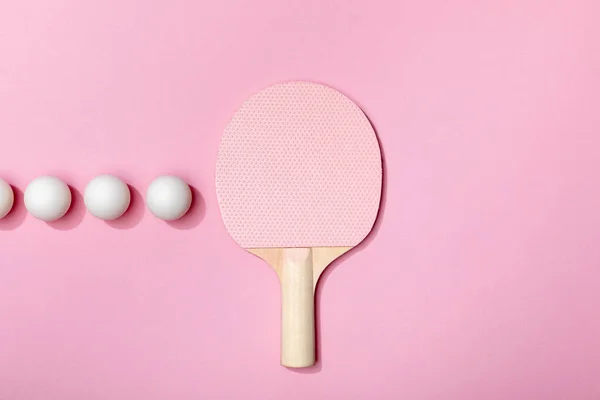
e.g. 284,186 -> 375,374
249,246 -> 351,368
280,248 -> 314,367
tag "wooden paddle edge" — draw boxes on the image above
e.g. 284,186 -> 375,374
247,247 -> 351,290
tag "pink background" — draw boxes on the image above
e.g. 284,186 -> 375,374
0,0 -> 599,398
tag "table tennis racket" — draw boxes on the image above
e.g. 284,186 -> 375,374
216,81 -> 382,368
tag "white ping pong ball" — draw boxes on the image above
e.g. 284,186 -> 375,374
24,176 -> 72,221
0,179 -> 14,219
84,174 -> 131,220
146,176 -> 192,221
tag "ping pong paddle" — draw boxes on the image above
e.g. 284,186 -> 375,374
216,81 -> 382,368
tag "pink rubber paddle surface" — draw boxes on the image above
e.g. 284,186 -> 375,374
216,81 -> 382,248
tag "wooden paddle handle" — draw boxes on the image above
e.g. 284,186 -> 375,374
280,248 -> 315,368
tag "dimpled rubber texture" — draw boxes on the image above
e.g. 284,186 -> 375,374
216,81 -> 382,248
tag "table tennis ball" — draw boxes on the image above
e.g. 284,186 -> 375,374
146,176 -> 192,221
24,176 -> 72,221
0,179 -> 14,219
84,174 -> 131,220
